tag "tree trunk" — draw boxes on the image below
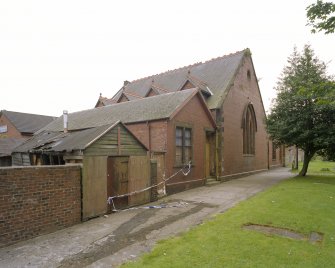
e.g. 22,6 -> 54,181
298,151 -> 314,176
295,147 -> 299,169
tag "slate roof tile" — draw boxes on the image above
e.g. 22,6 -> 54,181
110,50 -> 247,109
39,88 -> 198,133
1,110 -> 56,134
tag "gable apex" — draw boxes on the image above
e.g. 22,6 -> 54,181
180,80 -> 195,91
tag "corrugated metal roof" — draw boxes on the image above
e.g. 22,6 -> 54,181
110,50 -> 246,109
0,138 -> 26,156
39,88 -> 198,133
13,124 -> 118,153
1,110 -> 56,134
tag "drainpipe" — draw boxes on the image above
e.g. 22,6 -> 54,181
63,110 -> 68,133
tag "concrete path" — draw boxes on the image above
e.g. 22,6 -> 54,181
0,167 -> 292,268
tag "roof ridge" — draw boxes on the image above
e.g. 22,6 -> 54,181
202,49 -> 247,65
2,110 -> 55,118
129,49 -> 247,84
131,62 -> 203,83
66,88 -> 198,116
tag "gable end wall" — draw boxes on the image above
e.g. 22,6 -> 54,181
85,125 -> 147,156
222,55 -> 268,175
166,95 -> 214,193
0,114 -> 29,139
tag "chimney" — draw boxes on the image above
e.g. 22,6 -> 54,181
123,80 -> 130,86
63,110 -> 68,133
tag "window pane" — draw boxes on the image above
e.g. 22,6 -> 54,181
184,147 -> 192,162
176,127 -> 192,165
184,129 -> 191,138
184,128 -> 191,146
176,127 -> 183,146
184,137 -> 191,147
243,105 -> 256,155
176,146 -> 182,165
176,137 -> 182,146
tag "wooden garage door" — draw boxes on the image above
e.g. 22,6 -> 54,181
128,155 -> 151,206
107,156 -> 129,210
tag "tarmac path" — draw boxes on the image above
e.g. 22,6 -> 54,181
0,167 -> 292,268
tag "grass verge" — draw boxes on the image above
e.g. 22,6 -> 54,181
122,174 -> 335,267
292,160 -> 335,175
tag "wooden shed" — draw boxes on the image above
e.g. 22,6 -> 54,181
13,121 -> 152,220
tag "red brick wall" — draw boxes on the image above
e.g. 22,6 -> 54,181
127,95 -> 214,194
166,94 -> 215,194
127,121 -> 168,152
0,165 -> 81,247
221,55 -> 269,176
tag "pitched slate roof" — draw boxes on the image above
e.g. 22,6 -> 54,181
39,88 -> 199,132
1,110 -> 56,134
0,138 -> 26,156
14,123 -> 118,153
110,49 -> 247,109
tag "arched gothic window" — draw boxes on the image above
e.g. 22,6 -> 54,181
242,103 -> 257,155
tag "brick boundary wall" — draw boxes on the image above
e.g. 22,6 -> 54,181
0,165 -> 82,248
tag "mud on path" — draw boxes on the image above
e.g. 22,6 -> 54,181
59,200 -> 217,268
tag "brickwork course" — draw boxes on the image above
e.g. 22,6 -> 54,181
0,165 -> 81,247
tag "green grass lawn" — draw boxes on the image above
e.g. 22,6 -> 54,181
122,173 -> 335,267
292,160 -> 335,175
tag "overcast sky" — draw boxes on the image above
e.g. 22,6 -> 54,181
0,0 -> 334,117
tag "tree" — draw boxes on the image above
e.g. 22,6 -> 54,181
306,0 -> 335,34
266,45 -> 335,176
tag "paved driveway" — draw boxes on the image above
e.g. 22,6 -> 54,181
0,167 -> 292,268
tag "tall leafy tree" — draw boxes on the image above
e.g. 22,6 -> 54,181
267,45 -> 335,176
306,0 -> 335,34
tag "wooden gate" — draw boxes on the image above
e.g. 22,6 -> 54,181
107,155 -> 152,210
128,155 -> 151,206
107,156 -> 129,210
151,153 -> 165,195
83,156 -> 107,220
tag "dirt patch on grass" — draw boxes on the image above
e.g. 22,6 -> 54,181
243,223 -> 323,244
